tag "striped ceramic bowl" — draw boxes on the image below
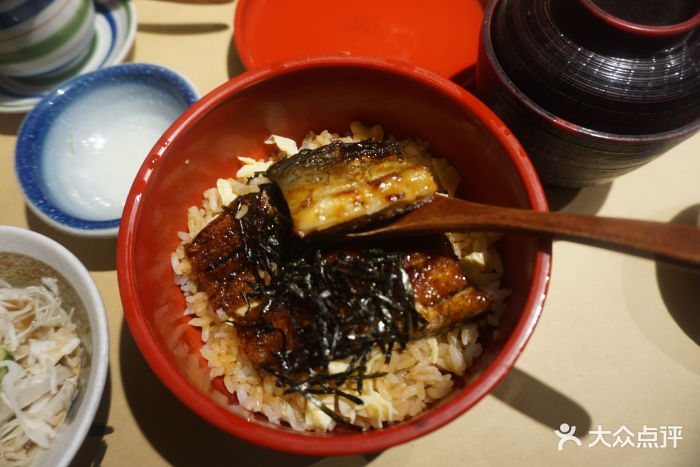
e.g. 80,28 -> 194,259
0,0 -> 96,78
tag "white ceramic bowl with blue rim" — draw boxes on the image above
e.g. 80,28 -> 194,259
15,62 -> 199,238
0,225 -> 108,467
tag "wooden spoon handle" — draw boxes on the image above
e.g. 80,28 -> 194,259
360,196 -> 700,267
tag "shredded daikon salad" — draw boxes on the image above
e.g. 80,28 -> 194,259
0,278 -> 82,466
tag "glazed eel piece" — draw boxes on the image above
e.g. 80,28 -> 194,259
185,140 -> 492,373
265,139 -> 439,237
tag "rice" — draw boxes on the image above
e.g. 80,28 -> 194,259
171,122 -> 508,431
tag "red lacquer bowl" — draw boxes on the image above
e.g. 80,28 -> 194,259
117,55 -> 551,455
233,0 -> 485,83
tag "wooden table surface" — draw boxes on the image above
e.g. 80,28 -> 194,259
0,1 -> 698,465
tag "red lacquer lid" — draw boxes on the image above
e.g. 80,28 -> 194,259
234,0 -> 484,81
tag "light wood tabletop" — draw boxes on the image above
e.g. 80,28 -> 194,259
1,1 -> 698,465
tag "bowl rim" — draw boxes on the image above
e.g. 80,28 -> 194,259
579,0 -> 700,36
117,53 -> 552,455
481,0 -> 700,142
14,62 -> 200,239
0,225 -> 109,467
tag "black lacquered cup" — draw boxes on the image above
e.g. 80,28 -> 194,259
476,0 -> 700,187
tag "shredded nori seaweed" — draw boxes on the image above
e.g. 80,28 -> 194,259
252,247 -> 426,371
225,183 -> 292,277
220,183 -> 428,427
236,247 -> 428,424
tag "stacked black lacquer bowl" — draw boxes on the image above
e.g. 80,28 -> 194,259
477,0 -> 700,187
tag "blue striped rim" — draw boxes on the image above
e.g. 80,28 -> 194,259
0,0 -> 54,29
95,0 -> 115,68
0,0 -> 115,99
24,46 -> 85,77
0,0 -> 91,66
12,29 -> 96,84
0,0 -> 134,110
0,79 -> 31,98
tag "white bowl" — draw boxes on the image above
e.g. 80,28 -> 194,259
0,226 -> 108,467
15,63 -> 199,238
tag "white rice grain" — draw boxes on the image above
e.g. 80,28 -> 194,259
172,123 -> 508,431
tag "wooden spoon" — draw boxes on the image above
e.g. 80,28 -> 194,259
348,196 -> 700,268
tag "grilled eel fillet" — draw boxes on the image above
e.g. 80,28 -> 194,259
184,185 -> 290,319
265,139 -> 438,237
185,191 -> 493,371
